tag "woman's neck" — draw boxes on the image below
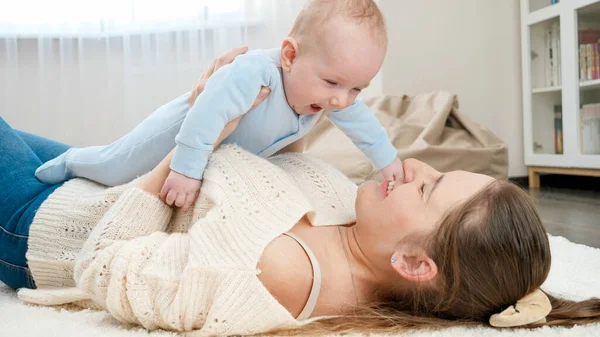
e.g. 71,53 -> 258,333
286,220 -> 372,315
342,225 -> 416,303
339,225 -> 382,304
287,220 -> 398,316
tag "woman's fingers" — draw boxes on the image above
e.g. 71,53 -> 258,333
203,58 -> 219,81
250,87 -> 271,110
187,64 -> 212,107
213,46 -> 249,72
188,46 -> 249,108
212,86 -> 270,149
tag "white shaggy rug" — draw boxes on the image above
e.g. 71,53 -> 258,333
1,235 -> 599,337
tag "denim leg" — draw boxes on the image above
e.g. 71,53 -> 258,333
0,117 -> 64,289
35,92 -> 190,186
15,130 -> 71,163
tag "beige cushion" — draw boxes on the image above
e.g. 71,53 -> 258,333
302,92 -> 508,184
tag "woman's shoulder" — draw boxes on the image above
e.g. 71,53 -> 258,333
257,228 -> 314,319
226,48 -> 281,79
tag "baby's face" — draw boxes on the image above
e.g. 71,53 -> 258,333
282,19 -> 386,115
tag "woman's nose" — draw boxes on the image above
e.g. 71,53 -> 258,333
401,158 -> 440,184
402,160 -> 415,184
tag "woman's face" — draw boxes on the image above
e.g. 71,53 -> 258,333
354,158 -> 495,259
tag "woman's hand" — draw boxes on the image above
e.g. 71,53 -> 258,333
188,46 -> 271,110
141,46 -> 271,204
187,45 -> 271,152
188,45 -> 270,146
139,150 -> 174,196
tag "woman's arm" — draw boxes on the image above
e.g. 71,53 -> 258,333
73,144 -> 314,335
140,46 -> 270,202
141,116 -> 244,197
186,46 -> 269,111
70,47 -> 283,334
139,151 -> 174,196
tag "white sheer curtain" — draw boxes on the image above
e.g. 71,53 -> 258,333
1,0 -> 306,146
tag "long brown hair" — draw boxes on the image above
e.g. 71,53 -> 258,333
271,180 -> 600,335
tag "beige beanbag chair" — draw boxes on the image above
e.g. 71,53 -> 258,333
303,92 -> 508,183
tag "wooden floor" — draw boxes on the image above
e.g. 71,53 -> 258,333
527,187 -> 600,248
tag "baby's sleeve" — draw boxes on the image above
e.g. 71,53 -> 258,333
327,100 -> 397,169
171,55 -> 274,179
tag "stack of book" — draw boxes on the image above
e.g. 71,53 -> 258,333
544,22 -> 561,87
581,103 -> 600,154
554,105 -> 563,154
579,30 -> 600,82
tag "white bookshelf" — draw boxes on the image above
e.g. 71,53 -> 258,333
521,0 -> 600,187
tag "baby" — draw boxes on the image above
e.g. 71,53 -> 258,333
35,0 -> 404,211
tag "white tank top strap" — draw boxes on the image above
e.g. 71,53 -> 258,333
282,231 -> 322,320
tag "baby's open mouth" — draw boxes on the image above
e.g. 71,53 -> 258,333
310,104 -> 322,112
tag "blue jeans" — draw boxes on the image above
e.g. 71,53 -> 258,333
0,117 -> 71,289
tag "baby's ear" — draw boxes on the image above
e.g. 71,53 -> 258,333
280,37 -> 299,72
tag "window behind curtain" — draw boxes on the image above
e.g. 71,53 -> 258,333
0,0 -> 252,37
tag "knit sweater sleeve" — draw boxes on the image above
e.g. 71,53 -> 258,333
73,146 -> 313,334
73,187 -> 176,329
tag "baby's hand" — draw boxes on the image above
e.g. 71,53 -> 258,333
381,157 -> 404,183
159,170 -> 202,213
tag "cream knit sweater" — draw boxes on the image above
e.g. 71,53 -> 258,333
18,145 -> 358,336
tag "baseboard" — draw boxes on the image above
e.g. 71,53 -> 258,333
511,174 -> 600,191
509,176 -> 529,188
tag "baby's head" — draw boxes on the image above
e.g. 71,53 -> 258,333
280,0 -> 387,115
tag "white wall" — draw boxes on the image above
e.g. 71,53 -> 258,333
2,0 -> 526,177
378,0 -> 526,177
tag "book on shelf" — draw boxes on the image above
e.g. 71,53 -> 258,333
578,30 -> 600,82
554,105 -> 563,154
581,103 -> 600,155
544,23 -> 561,87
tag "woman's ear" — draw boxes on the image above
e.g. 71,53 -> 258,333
391,251 -> 438,282
280,37 -> 299,73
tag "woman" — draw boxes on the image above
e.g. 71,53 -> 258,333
1,47 -> 599,336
